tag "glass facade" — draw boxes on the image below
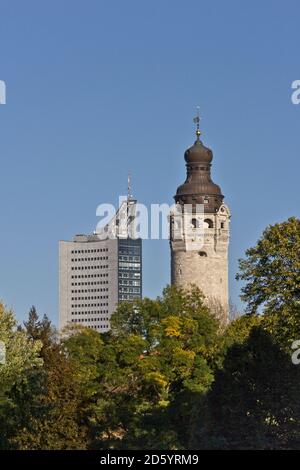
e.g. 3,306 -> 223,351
118,238 -> 142,301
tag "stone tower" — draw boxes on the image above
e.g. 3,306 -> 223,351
170,119 -> 230,324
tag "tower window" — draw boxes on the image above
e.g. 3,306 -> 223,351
191,218 -> 199,228
221,222 -> 225,229
204,218 -> 213,229
204,197 -> 209,204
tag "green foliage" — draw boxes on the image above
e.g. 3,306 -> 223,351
0,217 -> 299,450
262,303 -> 300,354
205,318 -> 300,449
0,303 -> 42,393
0,303 -> 43,449
0,305 -> 87,449
236,217 -> 300,314
61,285 -> 219,449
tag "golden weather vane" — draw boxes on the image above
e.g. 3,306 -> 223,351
193,105 -> 202,140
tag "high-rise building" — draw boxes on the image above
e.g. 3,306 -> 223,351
170,120 -> 230,324
59,197 -> 142,332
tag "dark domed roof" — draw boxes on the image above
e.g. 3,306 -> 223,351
174,133 -> 224,213
176,179 -> 222,198
184,139 -> 213,164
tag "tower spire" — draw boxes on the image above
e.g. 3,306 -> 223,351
193,106 -> 201,141
127,172 -> 133,201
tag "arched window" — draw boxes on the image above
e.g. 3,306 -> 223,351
204,218 -> 213,229
191,218 -> 199,228
199,251 -> 207,257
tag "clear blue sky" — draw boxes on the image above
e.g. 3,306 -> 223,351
0,0 -> 299,325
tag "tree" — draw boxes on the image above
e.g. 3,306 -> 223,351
205,317 -> 300,449
0,303 -> 43,449
1,307 -> 110,450
236,217 -> 300,314
63,285 -> 220,450
11,307 -> 88,450
24,306 -> 55,354
206,217 -> 300,449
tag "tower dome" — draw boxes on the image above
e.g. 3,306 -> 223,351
184,138 -> 213,164
175,131 -> 224,213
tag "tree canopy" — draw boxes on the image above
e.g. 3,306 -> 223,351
236,217 -> 300,314
0,217 -> 299,449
